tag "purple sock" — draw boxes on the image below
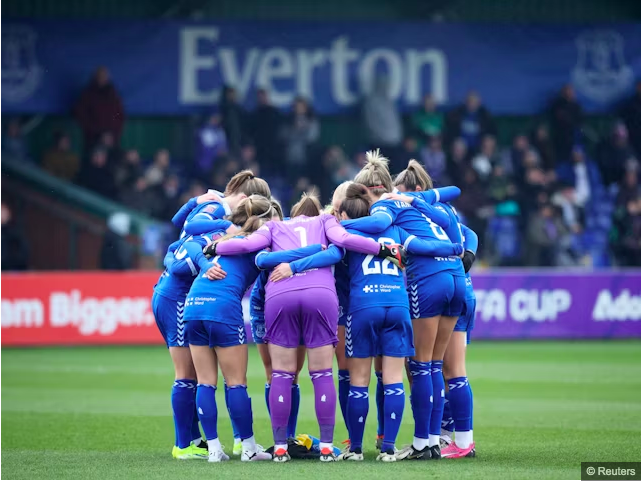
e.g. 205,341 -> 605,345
310,368 -> 336,444
269,370 -> 295,445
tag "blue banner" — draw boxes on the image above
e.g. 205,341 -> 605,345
2,21 -> 640,115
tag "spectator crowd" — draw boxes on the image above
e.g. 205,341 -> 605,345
2,66 -> 640,269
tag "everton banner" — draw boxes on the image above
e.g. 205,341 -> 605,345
1,21 -> 640,115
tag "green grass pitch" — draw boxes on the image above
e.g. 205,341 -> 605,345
1,341 -> 640,479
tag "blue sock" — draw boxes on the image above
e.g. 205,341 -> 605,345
430,361 -> 445,439
409,360 -> 432,441
347,386 -> 369,451
442,397 -> 454,433
287,384 -> 300,439
468,381 -> 474,431
190,384 -> 202,443
338,370 -> 350,437
224,382 -> 240,439
375,371 -> 385,437
448,377 -> 472,433
171,379 -> 196,449
382,383 -> 405,452
226,385 -> 253,440
196,384 -> 218,441
264,382 -> 271,416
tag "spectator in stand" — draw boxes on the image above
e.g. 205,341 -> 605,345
454,167 -> 491,254
525,202 -> 568,267
289,177 -> 318,206
100,212 -> 133,270
1,203 -> 29,271
471,135 -> 499,183
551,181 -> 585,234
249,88 -> 283,174
616,168 -> 641,208
548,84 -> 583,163
323,145 -> 357,189
501,133 -> 530,177
445,90 -> 496,152
555,146 -> 602,209
411,93 -> 443,140
609,195 -> 641,267
446,137 -> 470,184
119,176 -> 159,218
516,150 -> 553,216
487,163 -> 518,207
531,124 -> 556,172
74,66 -> 125,152
281,96 -> 320,182
391,136 -> 419,174
219,86 -> 244,157
419,135 -> 447,186
41,131 -> 80,181
144,149 -> 171,188
597,122 -> 636,187
362,75 -> 403,157
96,131 -> 124,168
114,149 -> 143,195
159,174 -> 183,221
240,143 -> 258,170
619,82 -> 640,157
79,147 -> 117,199
2,119 -> 29,162
179,181 -> 207,208
195,113 -> 227,178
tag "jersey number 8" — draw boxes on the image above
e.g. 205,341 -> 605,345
361,237 -> 399,276
422,214 -> 450,241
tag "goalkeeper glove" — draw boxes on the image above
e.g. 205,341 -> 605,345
376,243 -> 407,269
203,242 -> 217,259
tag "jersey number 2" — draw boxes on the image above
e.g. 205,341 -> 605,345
361,237 -> 399,276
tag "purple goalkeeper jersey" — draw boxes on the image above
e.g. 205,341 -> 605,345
215,214 -> 382,301
260,215 -> 337,300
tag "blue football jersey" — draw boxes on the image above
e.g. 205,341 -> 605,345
154,232 -> 216,301
345,226 -> 410,314
335,257 -> 350,317
184,243 -> 260,325
368,199 -> 463,280
249,271 -> 269,323
180,200 -> 231,239
405,192 -> 464,246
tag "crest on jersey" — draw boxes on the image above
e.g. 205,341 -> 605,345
203,205 -> 217,214
2,26 -> 42,104
572,30 -> 633,104
255,322 -> 265,340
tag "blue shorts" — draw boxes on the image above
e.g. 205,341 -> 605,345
188,320 -> 247,348
152,292 -> 187,348
455,297 -> 476,345
408,271 -> 466,319
250,314 -> 266,344
338,303 -> 348,327
345,306 -> 415,359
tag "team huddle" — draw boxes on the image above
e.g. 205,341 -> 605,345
151,149 -> 478,464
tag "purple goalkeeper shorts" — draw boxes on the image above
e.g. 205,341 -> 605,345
264,287 -> 339,349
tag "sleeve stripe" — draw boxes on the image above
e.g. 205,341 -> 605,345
433,189 -> 440,203
372,211 -> 393,223
403,234 -> 416,250
194,213 -> 214,220
186,257 -> 197,276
